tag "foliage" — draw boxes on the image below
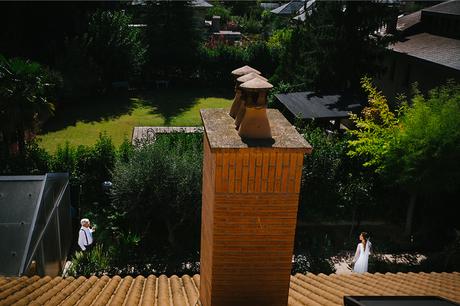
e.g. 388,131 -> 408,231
292,232 -> 336,274
348,79 -> 460,236
298,126 -> 375,222
87,10 -> 146,84
69,244 -> 110,277
274,1 -> 396,92
348,77 -> 398,171
267,81 -> 300,108
56,36 -> 101,98
51,133 -> 116,213
145,1 -> 203,79
385,82 -> 460,193
0,139 -> 51,175
0,55 -> 60,154
206,4 -> 231,24
110,133 -> 203,271
348,79 -> 460,194
233,15 -> 263,34
58,10 -> 146,96
198,43 -> 246,82
267,28 -> 293,52
199,41 -> 279,84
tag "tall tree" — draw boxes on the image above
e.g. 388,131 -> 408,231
87,10 -> 146,85
275,1 -> 396,93
145,1 -> 203,79
348,78 -> 460,235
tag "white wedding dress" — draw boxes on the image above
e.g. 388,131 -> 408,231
353,240 -> 372,273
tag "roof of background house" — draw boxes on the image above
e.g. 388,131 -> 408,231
275,92 -> 364,120
190,0 -> 213,8
390,32 -> 460,71
0,272 -> 459,305
271,0 -> 305,15
422,0 -> 460,16
396,10 -> 422,32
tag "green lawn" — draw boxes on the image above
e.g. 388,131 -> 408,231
38,88 -> 233,152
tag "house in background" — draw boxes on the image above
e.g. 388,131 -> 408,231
377,0 -> 460,100
270,0 -> 316,21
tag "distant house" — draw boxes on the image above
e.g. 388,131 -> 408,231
377,1 -> 460,100
270,0 -> 316,21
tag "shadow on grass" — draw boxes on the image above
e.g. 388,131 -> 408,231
41,86 -> 234,133
138,86 -> 234,125
42,92 -> 136,133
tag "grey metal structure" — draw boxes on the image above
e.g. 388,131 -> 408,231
0,173 -> 72,276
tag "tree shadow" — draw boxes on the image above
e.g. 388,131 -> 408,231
41,86 -> 234,134
138,86 -> 234,125
41,92 -> 137,133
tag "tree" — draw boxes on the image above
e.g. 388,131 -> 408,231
87,10 -> 146,85
275,1 -> 396,92
145,1 -> 203,79
348,78 -> 460,235
0,55 -> 60,155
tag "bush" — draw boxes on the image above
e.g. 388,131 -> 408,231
292,232 -> 336,274
51,133 -> 116,213
199,40 -> 279,84
69,244 -> 110,276
109,133 -> 203,272
206,4 -> 231,24
0,139 -> 51,175
298,126 -> 375,223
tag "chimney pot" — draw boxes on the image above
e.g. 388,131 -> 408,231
230,73 -> 268,118
231,65 -> 261,77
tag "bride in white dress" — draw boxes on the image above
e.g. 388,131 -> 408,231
352,232 -> 372,273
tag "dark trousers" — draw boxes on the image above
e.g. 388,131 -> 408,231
83,244 -> 94,252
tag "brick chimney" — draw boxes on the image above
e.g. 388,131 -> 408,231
199,104 -> 311,305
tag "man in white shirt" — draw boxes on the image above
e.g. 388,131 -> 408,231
78,218 -> 95,251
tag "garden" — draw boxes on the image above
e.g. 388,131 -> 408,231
1,1 -> 459,277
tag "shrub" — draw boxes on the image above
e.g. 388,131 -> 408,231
206,4 -> 231,24
199,40 -> 279,84
51,133 -> 116,213
0,139 -> 51,175
298,126 -> 375,223
110,133 -> 203,271
69,244 -> 110,276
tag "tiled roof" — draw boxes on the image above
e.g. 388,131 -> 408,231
0,272 -> 459,306
390,33 -> 460,71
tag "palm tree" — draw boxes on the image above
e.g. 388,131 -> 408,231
0,55 -> 57,155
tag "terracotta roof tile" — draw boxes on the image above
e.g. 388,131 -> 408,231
0,272 -> 459,305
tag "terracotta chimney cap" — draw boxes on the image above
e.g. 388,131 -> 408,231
236,72 -> 268,83
231,65 -> 261,76
240,77 -> 273,91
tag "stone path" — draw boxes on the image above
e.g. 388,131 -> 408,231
131,126 -> 203,145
